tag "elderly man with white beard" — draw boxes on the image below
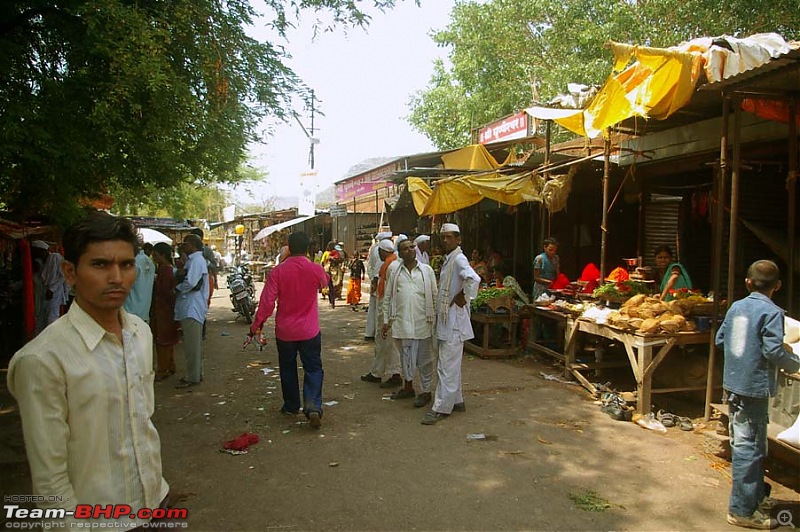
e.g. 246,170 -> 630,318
381,238 -> 437,407
421,223 -> 481,425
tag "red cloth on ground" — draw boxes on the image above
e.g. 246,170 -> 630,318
20,240 -> 35,339
550,273 -> 571,290
223,432 -> 260,451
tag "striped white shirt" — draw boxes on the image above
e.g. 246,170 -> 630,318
7,302 -> 168,524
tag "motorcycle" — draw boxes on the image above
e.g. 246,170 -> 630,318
227,264 -> 257,323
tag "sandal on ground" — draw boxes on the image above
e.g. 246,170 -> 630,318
657,410 -> 677,428
677,416 -> 694,431
175,378 -> 200,389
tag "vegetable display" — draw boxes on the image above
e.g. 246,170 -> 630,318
471,287 -> 514,310
591,280 -> 652,302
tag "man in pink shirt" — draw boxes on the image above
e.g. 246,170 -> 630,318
249,232 -> 328,428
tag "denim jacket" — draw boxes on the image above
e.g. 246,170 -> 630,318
716,292 -> 800,398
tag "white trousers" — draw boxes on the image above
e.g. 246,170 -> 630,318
370,304 -> 401,378
365,293 -> 377,338
396,338 -> 434,393
433,338 -> 464,414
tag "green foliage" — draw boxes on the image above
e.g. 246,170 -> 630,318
569,489 -> 612,512
407,0 -> 800,150
0,0 -> 406,225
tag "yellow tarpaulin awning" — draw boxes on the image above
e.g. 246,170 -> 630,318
441,144 -> 500,171
526,34 -> 792,138
408,171 -> 541,216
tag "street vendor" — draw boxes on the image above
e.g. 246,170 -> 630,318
492,263 -> 529,305
654,245 -> 692,301
532,237 -> 560,302
469,249 -> 489,285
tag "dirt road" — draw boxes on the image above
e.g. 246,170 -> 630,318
2,280 -> 798,531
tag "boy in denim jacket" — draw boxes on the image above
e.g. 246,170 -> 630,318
716,260 -> 800,529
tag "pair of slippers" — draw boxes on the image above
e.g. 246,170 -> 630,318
657,410 -> 694,431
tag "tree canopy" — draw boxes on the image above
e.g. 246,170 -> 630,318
0,0 -> 405,223
407,0 -> 800,150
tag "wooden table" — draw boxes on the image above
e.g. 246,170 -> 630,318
563,319 -> 711,413
465,311 -> 519,358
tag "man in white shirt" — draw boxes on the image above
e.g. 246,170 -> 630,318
414,234 -> 431,265
31,240 -> 70,326
382,238 -> 437,407
422,223 -> 481,425
364,230 -> 392,340
8,212 -> 169,525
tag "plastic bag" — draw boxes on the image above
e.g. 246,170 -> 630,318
776,414 -> 800,449
635,412 -> 667,433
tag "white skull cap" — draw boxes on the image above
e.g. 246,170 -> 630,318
378,239 -> 395,252
376,231 -> 393,240
440,223 -> 460,234
414,235 -> 430,244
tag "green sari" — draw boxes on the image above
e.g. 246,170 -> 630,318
660,262 -> 692,300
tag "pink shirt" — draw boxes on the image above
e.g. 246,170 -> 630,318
253,255 -> 328,341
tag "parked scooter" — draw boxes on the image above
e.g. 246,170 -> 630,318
227,264 -> 257,323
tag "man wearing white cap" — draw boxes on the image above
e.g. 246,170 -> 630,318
361,239 -> 402,386
414,235 -> 431,265
364,230 -> 392,340
31,240 -> 70,327
422,223 -> 481,425
381,238 -> 437,407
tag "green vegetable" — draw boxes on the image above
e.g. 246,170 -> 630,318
471,287 -> 514,310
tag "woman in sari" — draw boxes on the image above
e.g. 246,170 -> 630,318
654,245 -> 692,300
470,249 -> 489,285
532,238 -> 560,302
151,242 -> 181,381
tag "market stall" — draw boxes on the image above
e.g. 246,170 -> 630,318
527,292 -> 721,414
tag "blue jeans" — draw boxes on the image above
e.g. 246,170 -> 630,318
727,392 -> 769,517
275,333 -> 324,417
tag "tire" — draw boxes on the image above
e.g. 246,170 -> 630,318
242,302 -> 253,324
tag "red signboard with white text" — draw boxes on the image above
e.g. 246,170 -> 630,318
478,112 -> 529,144
335,164 -> 395,202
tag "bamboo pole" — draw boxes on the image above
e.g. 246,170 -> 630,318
726,101 -> 742,307
788,100 -> 797,315
600,132 -> 611,281
705,96 -> 730,422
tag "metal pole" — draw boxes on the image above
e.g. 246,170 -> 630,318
726,101 -> 742,307
787,100 -> 797,315
375,191 -> 379,233
600,132 -> 611,281
705,96 -> 730,421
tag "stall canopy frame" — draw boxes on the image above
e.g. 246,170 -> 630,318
253,215 -> 316,241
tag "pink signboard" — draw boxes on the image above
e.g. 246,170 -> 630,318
336,164 -> 394,202
478,112 -> 529,144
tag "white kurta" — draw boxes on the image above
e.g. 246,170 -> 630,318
383,261 -> 437,390
383,261 -> 437,339
433,247 -> 480,414
41,252 -> 69,325
415,247 -> 430,265
364,242 -> 382,338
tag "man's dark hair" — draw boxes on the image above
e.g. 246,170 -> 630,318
288,232 -> 309,254
747,260 -> 780,292
190,227 -> 204,239
143,242 -> 154,255
153,242 -> 174,265
543,237 -> 559,247
183,234 -> 203,252
63,212 -> 140,265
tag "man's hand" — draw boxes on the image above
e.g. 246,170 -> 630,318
381,324 -> 390,339
452,292 -> 467,308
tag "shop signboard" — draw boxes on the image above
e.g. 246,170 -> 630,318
478,112 -> 529,144
330,204 -> 348,217
335,164 -> 394,202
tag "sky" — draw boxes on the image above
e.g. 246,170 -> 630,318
234,0 -> 457,205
